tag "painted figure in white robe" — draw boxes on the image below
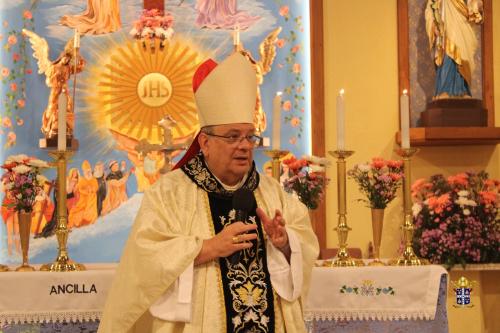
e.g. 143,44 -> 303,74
195,0 -> 259,30
425,0 -> 483,99
98,53 -> 319,333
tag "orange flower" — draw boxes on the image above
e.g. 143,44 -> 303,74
479,191 -> 497,205
279,5 -> 289,17
370,157 -> 385,169
10,83 -> 17,91
447,173 -> 468,186
7,131 -> 16,145
290,117 -> 300,127
17,99 -> 25,108
291,45 -> 300,53
282,100 -> 292,111
276,39 -> 285,48
12,53 -> 20,62
292,63 -> 301,74
7,34 -> 17,45
1,67 -> 9,77
427,193 -> 450,214
2,117 -> 12,128
23,10 -> 33,20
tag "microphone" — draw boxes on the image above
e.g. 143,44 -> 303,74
230,188 -> 255,265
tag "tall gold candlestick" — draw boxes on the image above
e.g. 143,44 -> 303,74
40,151 -> 85,272
390,148 -> 428,266
263,149 -> 289,182
328,150 -> 364,267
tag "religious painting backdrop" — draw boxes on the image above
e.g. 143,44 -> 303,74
0,0 -> 312,264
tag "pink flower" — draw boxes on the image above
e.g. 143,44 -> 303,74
7,34 -> 17,45
282,100 -> 292,111
2,67 -> 9,77
23,10 -> 33,20
370,157 -> 385,169
292,63 -> 301,74
12,53 -> 21,62
447,173 -> 468,186
479,191 -> 497,205
10,83 -> 17,91
16,118 -> 24,126
17,99 -> 25,108
25,68 -> 32,75
387,160 -> 403,169
290,117 -> 300,127
279,5 -> 289,17
276,39 -> 285,48
2,117 -> 12,128
289,137 -> 297,145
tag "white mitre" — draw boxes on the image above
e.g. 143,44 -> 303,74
194,53 -> 257,127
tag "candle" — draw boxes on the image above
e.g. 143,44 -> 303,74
57,90 -> 67,151
74,29 -> 80,49
400,89 -> 410,149
336,89 -> 345,150
233,26 -> 240,46
272,91 -> 282,150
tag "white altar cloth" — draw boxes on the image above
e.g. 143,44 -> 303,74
305,264 -> 447,321
0,264 -> 116,325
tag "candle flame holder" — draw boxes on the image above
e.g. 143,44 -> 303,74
389,148 -> 428,266
327,150 -> 364,267
40,151 -> 85,272
263,149 -> 289,182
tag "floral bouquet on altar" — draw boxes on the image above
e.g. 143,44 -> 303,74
282,156 -> 330,210
129,9 -> 175,41
412,171 -> 500,268
1,154 -> 49,213
347,157 -> 404,209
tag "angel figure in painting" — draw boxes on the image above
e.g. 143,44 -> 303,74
60,0 -> 121,35
23,29 -> 85,139
425,0 -> 483,99
238,27 -> 281,134
195,0 -> 260,30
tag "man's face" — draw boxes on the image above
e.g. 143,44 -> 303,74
199,123 -> 256,186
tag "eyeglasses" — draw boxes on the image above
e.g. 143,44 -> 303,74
204,132 -> 263,146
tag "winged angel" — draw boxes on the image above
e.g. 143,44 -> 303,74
238,27 -> 281,134
22,29 -> 85,139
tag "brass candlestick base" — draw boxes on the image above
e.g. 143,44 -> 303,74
263,149 -> 289,182
0,264 -> 9,272
327,150 -> 364,267
40,151 -> 85,272
390,148 -> 428,266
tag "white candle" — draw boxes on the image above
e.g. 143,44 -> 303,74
272,92 -> 282,150
400,89 -> 410,149
336,89 -> 345,150
233,26 -> 240,46
57,90 -> 67,151
74,29 -> 80,49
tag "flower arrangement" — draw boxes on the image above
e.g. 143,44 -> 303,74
1,154 -> 49,213
347,157 -> 404,209
412,171 -> 500,268
282,155 -> 330,210
129,9 -> 175,41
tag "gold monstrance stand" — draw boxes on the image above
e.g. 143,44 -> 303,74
328,150 -> 364,267
389,148 -> 428,266
263,150 -> 289,181
40,151 -> 85,272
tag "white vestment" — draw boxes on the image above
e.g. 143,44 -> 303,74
98,168 -> 319,333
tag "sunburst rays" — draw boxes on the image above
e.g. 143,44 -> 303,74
83,37 -> 202,146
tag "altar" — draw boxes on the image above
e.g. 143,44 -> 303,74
0,263 -> 448,333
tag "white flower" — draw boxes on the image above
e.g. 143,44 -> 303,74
458,190 -> 469,197
28,159 -> 49,168
463,208 -> 471,216
303,155 -> 331,166
36,174 -> 47,184
7,154 -> 28,163
232,315 -> 242,327
412,203 -> 422,217
12,164 -> 31,174
309,164 -> 325,173
244,309 -> 258,322
5,182 -> 14,190
16,193 -> 22,199
358,164 -> 371,172
455,197 -> 477,207
141,27 -> 153,37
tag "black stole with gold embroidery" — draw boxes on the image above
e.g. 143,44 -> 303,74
182,153 -> 275,333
